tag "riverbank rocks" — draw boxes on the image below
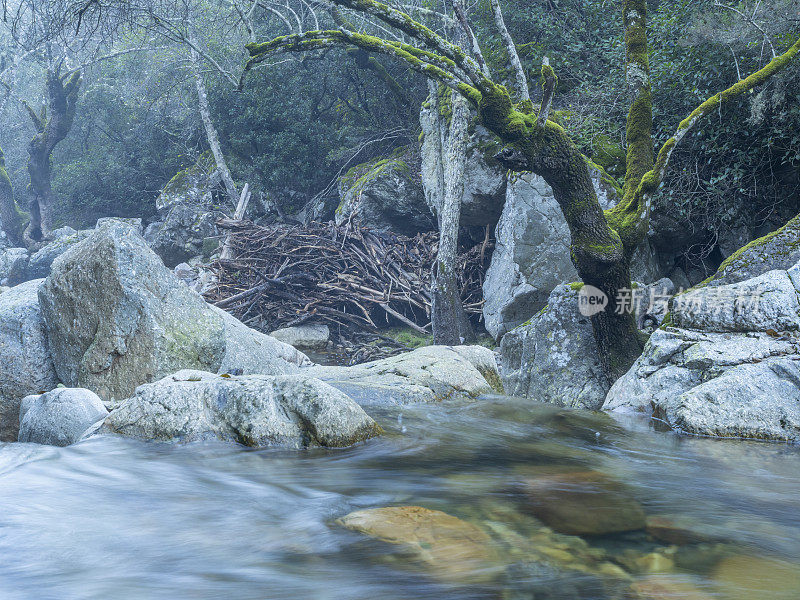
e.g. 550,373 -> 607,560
337,506 -> 495,583
103,370 -> 380,448
38,221 -> 226,401
0,279 -> 60,442
18,388 -> 108,446
25,227 -> 93,280
38,221 -> 305,403
712,555 -> 800,600
306,345 -> 502,405
335,149 -> 435,235
269,323 -> 330,351
520,471 -> 646,536
604,267 -> 800,441
501,284 -> 610,410
0,247 -> 29,286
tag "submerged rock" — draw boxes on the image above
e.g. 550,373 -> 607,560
18,388 -> 108,446
103,369 -> 380,448
713,555 -> 800,600
501,284 -> 610,410
269,323 -> 330,351
605,268 -> 800,441
306,345 -> 502,405
627,575 -> 714,600
0,279 -> 60,442
520,471 -> 646,536
337,506 -> 495,583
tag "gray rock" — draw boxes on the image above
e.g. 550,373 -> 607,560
306,345 -> 502,405
482,167 -> 661,340
0,247 -> 30,286
156,153 -> 219,215
212,305 -> 311,374
420,107 -> 506,228
335,150 -> 435,235
144,204 -> 220,268
705,212 -> 800,287
270,323 -> 330,351
38,221 -> 227,401
103,369 -> 381,448
633,277 -> 677,329
0,279 -> 60,441
672,270 -> 800,333
25,228 -> 92,280
18,388 -> 108,446
500,284 -> 610,410
96,217 -> 143,235
604,327 -> 800,442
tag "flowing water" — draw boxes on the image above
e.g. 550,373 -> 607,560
1,395 -> 799,599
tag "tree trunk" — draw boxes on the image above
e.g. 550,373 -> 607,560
0,147 -> 22,246
189,47 -> 239,208
23,69 -> 81,246
428,81 -> 475,345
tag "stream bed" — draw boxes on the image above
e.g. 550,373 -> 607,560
0,395 -> 798,599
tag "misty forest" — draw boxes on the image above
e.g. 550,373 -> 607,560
0,0 -> 799,598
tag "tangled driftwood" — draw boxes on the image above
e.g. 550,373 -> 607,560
204,220 -> 491,359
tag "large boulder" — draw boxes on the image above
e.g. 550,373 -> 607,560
38,221 -> 304,402
144,154 -> 222,267
18,388 -> 108,446
604,268 -> 800,441
103,370 -> 381,448
335,148 -> 435,235
420,99 -> 506,229
0,247 -> 29,286
306,345 -> 502,405
0,279 -> 60,441
482,166 -> 661,340
500,284 -> 610,410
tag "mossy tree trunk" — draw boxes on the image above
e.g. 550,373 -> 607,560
24,68 -> 81,246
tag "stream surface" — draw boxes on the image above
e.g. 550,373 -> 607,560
0,395 -> 799,599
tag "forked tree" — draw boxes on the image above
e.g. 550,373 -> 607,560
242,0 -> 800,379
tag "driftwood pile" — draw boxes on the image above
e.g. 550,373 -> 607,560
204,220 -> 491,360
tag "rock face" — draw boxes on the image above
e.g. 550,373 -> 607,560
144,155 -> 222,267
604,267 -> 800,441
482,166 -> 661,340
0,247 -> 29,286
501,284 -> 610,410
103,370 -> 380,448
705,212 -> 800,287
269,323 -> 330,351
337,506 -> 494,584
39,221 -> 227,401
25,227 -> 92,280
18,388 -> 108,446
420,103 -> 506,229
306,345 -> 502,405
335,150 -> 435,235
0,279 -> 60,442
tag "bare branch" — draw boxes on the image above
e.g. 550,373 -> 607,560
490,0 -> 528,101
536,57 -> 555,127
714,1 -> 776,58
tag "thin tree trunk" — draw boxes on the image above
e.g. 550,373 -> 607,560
0,147 -> 22,246
429,81 -> 475,345
189,47 -> 239,208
